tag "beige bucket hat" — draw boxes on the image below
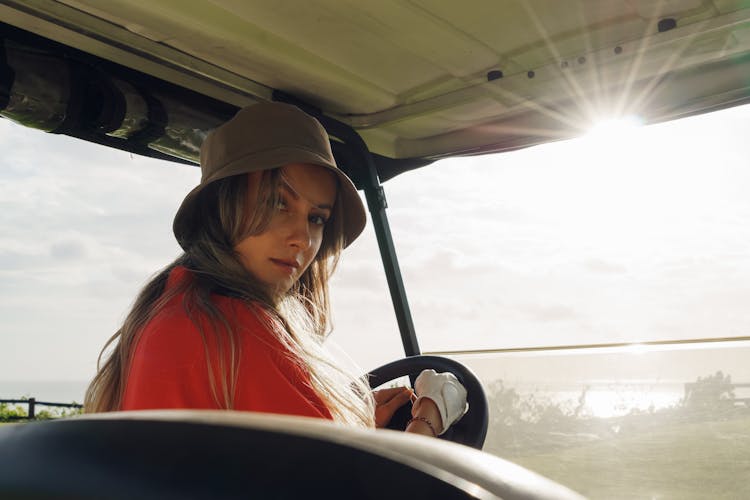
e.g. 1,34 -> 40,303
173,101 -> 367,249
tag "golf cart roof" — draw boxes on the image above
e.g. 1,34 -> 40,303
2,0 -> 750,182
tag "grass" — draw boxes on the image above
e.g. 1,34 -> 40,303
504,416 -> 750,499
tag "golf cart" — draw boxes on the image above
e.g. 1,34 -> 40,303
1,1 -> 749,498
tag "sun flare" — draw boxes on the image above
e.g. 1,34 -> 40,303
586,116 -> 643,140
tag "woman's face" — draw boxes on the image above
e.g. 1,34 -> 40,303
234,163 -> 338,295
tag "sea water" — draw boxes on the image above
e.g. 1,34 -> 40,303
505,379 -> 750,418
0,380 -> 88,404
518,381 -> 685,418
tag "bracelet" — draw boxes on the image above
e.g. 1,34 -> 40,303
406,416 -> 437,437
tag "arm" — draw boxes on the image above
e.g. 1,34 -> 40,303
373,387 -> 442,436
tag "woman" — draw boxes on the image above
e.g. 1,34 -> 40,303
85,102 -> 466,437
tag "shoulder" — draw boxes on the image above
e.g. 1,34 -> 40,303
131,264 -> 283,369
137,289 -> 277,354
129,300 -> 203,376
165,266 -> 275,335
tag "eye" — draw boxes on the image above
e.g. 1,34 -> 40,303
274,196 -> 288,211
309,214 -> 328,226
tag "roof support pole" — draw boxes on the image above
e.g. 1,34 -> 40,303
358,154 -> 421,357
326,122 -> 420,357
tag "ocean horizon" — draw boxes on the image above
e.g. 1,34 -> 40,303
0,380 -> 88,404
3,378 -> 745,418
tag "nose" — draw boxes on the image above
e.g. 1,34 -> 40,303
286,213 -> 312,250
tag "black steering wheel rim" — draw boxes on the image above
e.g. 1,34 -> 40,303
367,355 -> 488,449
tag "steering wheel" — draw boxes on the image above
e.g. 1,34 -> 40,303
367,355 -> 488,449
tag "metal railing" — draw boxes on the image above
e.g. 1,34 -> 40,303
0,398 -> 83,421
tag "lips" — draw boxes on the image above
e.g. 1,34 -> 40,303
270,258 -> 300,272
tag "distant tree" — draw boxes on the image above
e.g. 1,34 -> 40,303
488,380 -> 525,426
487,380 -> 589,428
682,370 -> 735,410
484,380 -> 603,457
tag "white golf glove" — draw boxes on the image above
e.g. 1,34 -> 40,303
413,369 -> 468,435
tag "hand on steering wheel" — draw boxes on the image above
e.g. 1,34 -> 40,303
366,355 -> 489,449
373,387 -> 413,428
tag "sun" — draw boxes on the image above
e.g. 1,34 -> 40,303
586,116 -> 643,141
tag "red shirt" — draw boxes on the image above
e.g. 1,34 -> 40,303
121,266 -> 333,420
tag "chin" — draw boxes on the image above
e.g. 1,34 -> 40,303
269,281 -> 295,299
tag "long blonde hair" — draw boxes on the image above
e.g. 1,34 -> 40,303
85,168 -> 375,427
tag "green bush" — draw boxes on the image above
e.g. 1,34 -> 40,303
0,399 -> 83,422
0,402 -> 28,421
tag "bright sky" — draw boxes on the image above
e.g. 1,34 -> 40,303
1,104 -> 749,383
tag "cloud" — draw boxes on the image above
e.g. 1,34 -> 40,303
50,239 -> 88,260
3,105 -> 750,383
582,258 -> 628,275
1,120 -> 198,380
519,303 -> 581,323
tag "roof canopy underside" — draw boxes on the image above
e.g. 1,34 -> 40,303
2,0 -> 750,163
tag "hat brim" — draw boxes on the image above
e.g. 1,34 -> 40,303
173,145 -> 366,250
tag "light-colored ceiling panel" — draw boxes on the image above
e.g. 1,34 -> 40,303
714,0 -> 750,14
413,1 -> 635,57
4,0 -> 748,162
343,0 -> 500,78
61,0 -> 448,112
383,98 -> 512,140
628,0 -> 708,19
213,0 -> 450,93
504,17 -> 648,72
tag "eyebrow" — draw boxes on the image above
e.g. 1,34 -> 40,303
280,177 -> 333,210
